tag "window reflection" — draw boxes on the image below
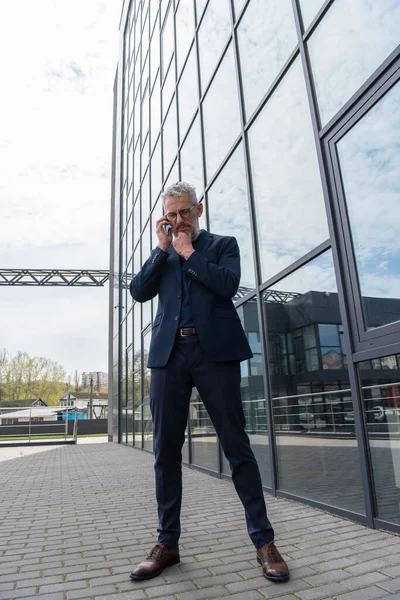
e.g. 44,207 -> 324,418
151,138 -> 162,207
178,46 -> 199,141
198,0 -> 232,94
359,355 -> 400,524
161,3 -> 174,80
299,0 -> 325,30
308,0 -> 400,125
162,97 -> 178,177
143,329 -> 153,451
133,303 -> 142,447
150,75 -> 161,150
222,301 -> 271,486
237,0 -> 297,121
203,44 -> 241,182
180,116 -> 204,201
150,25 -> 160,88
190,389 -> 218,472
162,60 -> 175,121
208,143 -> 255,290
176,0 -> 195,76
264,251 -> 365,513
233,0 -> 246,20
248,59 -> 328,282
337,79 -> 400,331
127,347 -> 134,444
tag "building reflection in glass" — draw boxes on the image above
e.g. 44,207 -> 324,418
337,79 -> 400,331
359,354 -> 400,525
263,251 -> 365,513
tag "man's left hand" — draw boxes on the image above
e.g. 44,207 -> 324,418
173,232 -> 195,260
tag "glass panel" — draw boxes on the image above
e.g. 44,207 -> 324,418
150,1 -> 159,38
133,142 -> 141,200
299,0 -> 325,30
141,81 -> 149,143
308,1 -> 400,125
208,143 -> 256,291
222,301 -> 271,486
127,347 -> 134,444
233,0 -> 246,20
264,250 -> 365,514
176,0 -> 195,76
133,303 -> 142,447
195,0 -> 207,24
180,116 -> 204,201
163,159 -> 179,190
202,44 -> 241,183
150,21 -> 160,88
248,59 -> 328,282
133,194 -> 141,247
359,354 -> 400,524
190,389 -> 218,472
198,0 -> 231,94
161,3 -> 174,80
150,74 -> 161,150
151,138 -> 162,206
141,9 -> 149,66
143,329 -> 153,451
237,0 -> 297,121
162,60 -> 175,121
178,45 -> 199,141
162,97 -> 178,177
141,168 -> 150,227
337,80 -> 400,331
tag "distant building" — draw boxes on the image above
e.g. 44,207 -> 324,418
81,371 -> 108,389
59,392 -> 108,419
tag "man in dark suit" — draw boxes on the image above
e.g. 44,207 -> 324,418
129,182 -> 289,584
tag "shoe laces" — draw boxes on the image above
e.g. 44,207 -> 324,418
147,544 -> 165,560
260,542 -> 282,563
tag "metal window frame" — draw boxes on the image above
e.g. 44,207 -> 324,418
325,61 -> 400,354
112,0 -> 400,534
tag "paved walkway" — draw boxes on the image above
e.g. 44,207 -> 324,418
1,442 -> 400,600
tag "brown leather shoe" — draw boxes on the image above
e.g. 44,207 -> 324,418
130,543 -> 180,581
257,541 -> 290,583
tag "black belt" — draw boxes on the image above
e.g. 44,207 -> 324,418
177,327 -> 196,337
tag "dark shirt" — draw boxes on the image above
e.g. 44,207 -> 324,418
179,231 -> 203,328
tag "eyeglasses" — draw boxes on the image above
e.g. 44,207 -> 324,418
165,204 -> 197,222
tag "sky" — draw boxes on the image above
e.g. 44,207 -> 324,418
0,1 -> 122,378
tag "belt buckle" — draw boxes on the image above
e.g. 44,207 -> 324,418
180,328 -> 190,337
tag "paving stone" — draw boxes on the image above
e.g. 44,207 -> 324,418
1,443 -> 400,600
296,582 -> 350,600
335,586 -> 390,600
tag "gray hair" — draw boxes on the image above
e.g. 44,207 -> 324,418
161,181 -> 198,207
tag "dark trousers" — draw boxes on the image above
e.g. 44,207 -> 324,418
150,335 -> 274,549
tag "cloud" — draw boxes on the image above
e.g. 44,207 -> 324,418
308,0 -> 400,124
0,0 -> 121,373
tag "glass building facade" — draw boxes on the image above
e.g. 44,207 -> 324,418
109,0 -> 400,533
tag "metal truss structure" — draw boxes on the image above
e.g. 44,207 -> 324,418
0,269 -> 110,287
263,290 -> 300,303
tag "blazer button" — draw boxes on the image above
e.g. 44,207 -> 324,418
174,316 -> 178,321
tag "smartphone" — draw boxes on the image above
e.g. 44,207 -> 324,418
163,223 -> 172,235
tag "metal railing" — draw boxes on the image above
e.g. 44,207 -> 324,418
0,407 -> 78,444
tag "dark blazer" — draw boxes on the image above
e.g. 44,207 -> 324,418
130,230 -> 253,368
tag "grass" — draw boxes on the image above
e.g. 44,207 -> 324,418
0,433 -> 108,442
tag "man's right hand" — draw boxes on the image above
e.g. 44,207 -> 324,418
156,216 -> 173,252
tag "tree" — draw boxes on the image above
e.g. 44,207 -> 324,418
74,370 -> 81,392
0,349 -> 67,405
